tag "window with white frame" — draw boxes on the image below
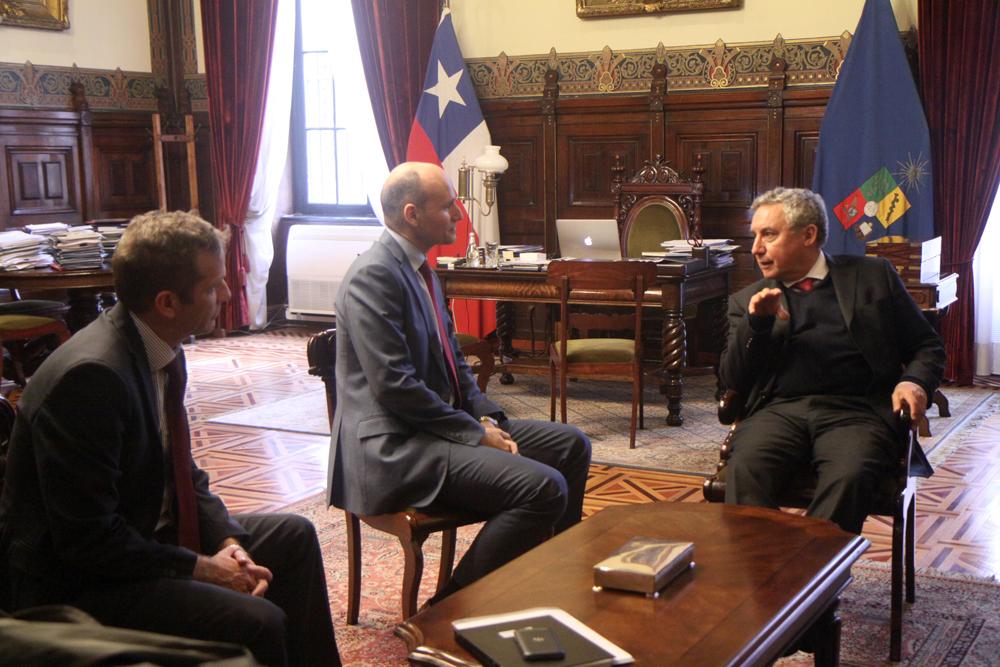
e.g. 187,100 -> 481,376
291,0 -> 383,217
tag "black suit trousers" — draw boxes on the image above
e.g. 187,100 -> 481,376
66,513 -> 339,667
724,395 -> 897,534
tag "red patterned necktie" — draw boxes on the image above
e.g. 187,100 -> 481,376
793,277 -> 818,293
164,353 -> 201,552
417,262 -> 462,408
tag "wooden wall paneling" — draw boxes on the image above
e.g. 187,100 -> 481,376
765,57 -> 788,189
73,85 -> 97,221
782,107 -> 825,190
542,67 -> 559,253
90,113 -> 159,219
489,114 -> 546,247
193,112 -> 215,223
556,98 -> 654,233
666,108 -> 770,290
648,60 -> 668,160
0,110 -> 84,228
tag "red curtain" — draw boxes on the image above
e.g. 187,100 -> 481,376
351,0 -> 440,168
200,0 -> 279,330
918,1 -> 1000,384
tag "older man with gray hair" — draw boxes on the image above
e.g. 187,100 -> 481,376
719,187 -> 945,534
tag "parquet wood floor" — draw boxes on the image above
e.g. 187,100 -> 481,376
181,328 -> 1000,579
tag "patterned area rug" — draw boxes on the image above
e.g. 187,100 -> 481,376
289,493 -> 1000,667
210,373 -> 998,475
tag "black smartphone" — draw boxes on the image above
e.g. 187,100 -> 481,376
513,626 -> 565,661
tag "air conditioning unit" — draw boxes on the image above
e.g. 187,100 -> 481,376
285,223 -> 382,322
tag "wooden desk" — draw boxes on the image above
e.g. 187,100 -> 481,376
399,503 -> 868,667
436,263 -> 731,426
0,265 -> 114,331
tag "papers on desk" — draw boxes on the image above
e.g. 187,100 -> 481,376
656,239 -> 739,268
659,239 -> 738,252
453,607 -> 633,666
95,222 -> 128,256
499,259 -> 549,271
0,230 -> 51,270
24,222 -> 70,236
49,226 -> 105,270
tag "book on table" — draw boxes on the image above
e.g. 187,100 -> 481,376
453,607 -> 633,666
593,536 -> 694,597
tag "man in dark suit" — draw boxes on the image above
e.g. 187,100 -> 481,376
720,187 -> 945,534
0,211 -> 340,667
328,162 -> 591,603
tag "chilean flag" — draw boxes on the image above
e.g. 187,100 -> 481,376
406,7 -> 497,338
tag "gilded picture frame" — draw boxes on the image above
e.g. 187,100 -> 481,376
0,0 -> 70,30
577,0 -> 743,19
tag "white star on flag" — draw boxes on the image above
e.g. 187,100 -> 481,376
424,60 -> 466,118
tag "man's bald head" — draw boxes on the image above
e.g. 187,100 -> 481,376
379,161 -> 461,253
380,162 -> 442,231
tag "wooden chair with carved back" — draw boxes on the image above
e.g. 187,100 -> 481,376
703,390 -> 918,662
611,154 -> 705,257
306,329 -> 481,623
452,333 -> 495,394
547,260 -> 658,449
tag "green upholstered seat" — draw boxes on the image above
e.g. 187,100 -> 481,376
564,338 -> 634,363
0,314 -> 60,330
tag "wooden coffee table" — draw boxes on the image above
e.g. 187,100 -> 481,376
398,503 -> 868,666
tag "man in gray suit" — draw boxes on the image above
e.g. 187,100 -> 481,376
720,187 -> 945,534
328,162 -> 591,603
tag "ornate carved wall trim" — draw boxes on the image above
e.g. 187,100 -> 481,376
467,33 -> 860,100
0,61 -> 158,111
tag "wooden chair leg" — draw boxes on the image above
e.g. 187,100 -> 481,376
638,369 -> 645,431
549,360 -> 557,422
906,496 -> 916,603
629,375 -> 639,449
559,367 -> 568,424
400,534 -> 428,620
436,528 -> 458,595
345,511 -> 362,625
890,504 -> 905,662
932,389 -> 950,417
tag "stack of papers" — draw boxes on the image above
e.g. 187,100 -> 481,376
0,230 -> 51,270
96,223 -> 129,257
48,226 -> 105,270
25,222 -> 70,236
656,239 -> 740,267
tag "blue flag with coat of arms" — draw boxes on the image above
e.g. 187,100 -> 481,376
811,0 -> 934,255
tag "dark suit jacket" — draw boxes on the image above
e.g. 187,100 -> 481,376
327,232 -> 501,516
719,254 -> 945,468
0,304 -> 246,603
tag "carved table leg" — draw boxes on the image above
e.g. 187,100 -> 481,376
66,289 -> 104,332
497,300 -> 516,385
661,306 -> 686,426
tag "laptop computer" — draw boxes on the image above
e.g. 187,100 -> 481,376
555,219 -> 622,260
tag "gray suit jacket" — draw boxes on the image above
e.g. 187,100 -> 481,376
719,254 -> 945,470
327,232 -> 501,515
0,304 -> 246,602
